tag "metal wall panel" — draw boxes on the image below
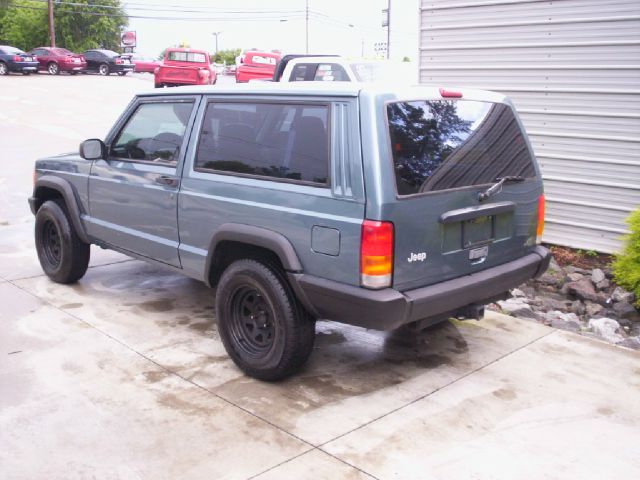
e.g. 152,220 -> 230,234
419,0 -> 640,253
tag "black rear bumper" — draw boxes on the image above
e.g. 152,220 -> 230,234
291,246 -> 551,331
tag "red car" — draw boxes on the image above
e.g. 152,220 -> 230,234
28,47 -> 86,75
154,48 -> 216,88
127,55 -> 160,73
236,51 -> 281,83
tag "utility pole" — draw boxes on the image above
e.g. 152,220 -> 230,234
386,0 -> 391,59
47,0 -> 56,47
305,0 -> 309,54
212,31 -> 222,55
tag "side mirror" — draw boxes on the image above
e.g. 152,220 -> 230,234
79,139 -> 106,160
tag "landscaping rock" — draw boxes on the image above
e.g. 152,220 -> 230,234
619,336 -> 640,350
497,298 -> 536,319
565,266 -> 590,275
595,279 -> 610,291
511,288 -> 526,298
588,317 -> 624,344
537,272 -> 563,287
545,311 -> 581,332
538,296 -> 571,313
612,301 -> 640,322
611,287 -> 635,304
567,272 -> 584,282
585,302 -> 605,317
564,279 -> 598,302
571,300 -> 586,316
591,268 -> 606,284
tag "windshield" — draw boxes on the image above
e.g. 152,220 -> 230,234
387,100 -> 536,195
167,51 -> 206,63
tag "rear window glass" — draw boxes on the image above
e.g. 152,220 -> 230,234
168,51 -> 206,63
249,55 -> 277,65
387,100 -> 536,195
195,102 -> 329,185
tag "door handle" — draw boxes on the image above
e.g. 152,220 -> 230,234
155,175 -> 179,187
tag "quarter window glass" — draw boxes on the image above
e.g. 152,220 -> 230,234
195,102 -> 329,185
111,102 -> 194,165
313,64 -> 349,81
388,100 -> 536,195
289,63 -> 315,81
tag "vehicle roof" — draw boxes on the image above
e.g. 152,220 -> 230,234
166,47 -> 208,54
137,82 -> 508,104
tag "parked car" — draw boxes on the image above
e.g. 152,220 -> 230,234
236,51 -> 281,83
28,47 -> 86,75
128,55 -> 160,73
277,55 -> 412,83
0,45 -> 39,75
83,49 -> 134,76
29,83 -> 550,380
154,48 -> 215,88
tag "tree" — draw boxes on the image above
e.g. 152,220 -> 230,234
211,48 -> 241,65
0,0 -> 127,52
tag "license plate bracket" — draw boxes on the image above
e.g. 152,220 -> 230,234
462,215 -> 494,248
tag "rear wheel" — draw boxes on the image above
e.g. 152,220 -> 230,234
35,200 -> 90,284
0,62 -> 8,75
47,62 -> 59,75
117,71 -> 127,76
98,63 -> 109,76
69,71 -> 78,75
216,259 -> 316,381
22,71 -> 31,75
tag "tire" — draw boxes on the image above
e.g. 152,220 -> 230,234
98,63 -> 109,76
0,62 -> 8,75
35,200 -> 90,284
117,71 -> 127,76
22,71 -> 31,75
47,62 -> 59,75
69,71 -> 78,75
154,83 -> 163,88
216,259 -> 316,381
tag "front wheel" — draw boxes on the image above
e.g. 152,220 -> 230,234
35,200 -> 90,284
0,62 -> 8,75
98,63 -> 109,76
117,71 -> 127,76
22,71 -> 31,75
216,259 -> 316,381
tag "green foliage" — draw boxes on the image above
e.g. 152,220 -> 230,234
211,48 -> 241,65
0,0 -> 127,52
586,249 -> 598,257
402,56 -> 410,62
613,208 -> 640,307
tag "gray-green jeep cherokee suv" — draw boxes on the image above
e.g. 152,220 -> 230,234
29,82 -> 550,380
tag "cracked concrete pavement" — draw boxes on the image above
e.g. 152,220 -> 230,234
1,73 -> 639,480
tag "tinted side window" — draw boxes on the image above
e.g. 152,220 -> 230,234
111,102 -> 194,165
289,63 -> 316,82
387,100 -> 536,195
195,102 -> 329,185
314,64 -> 349,81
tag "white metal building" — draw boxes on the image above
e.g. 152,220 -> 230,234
419,0 -> 640,253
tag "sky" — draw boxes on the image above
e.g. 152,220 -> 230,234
125,0 -> 420,64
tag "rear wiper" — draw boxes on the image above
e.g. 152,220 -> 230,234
478,176 -> 525,202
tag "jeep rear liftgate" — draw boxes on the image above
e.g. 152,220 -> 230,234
384,98 -> 543,292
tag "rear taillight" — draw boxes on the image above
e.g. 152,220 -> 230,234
360,220 -> 393,289
439,87 -> 462,98
115,58 -> 122,64
13,55 -> 21,62
536,194 -> 545,243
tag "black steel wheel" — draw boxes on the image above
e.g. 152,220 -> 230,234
35,200 -> 90,284
216,259 -> 316,381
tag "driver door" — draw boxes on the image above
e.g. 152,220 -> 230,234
87,97 -> 198,267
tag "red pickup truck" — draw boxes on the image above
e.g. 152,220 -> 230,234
154,48 -> 216,88
236,51 -> 281,83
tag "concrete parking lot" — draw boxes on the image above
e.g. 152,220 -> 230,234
1,73 -> 640,480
